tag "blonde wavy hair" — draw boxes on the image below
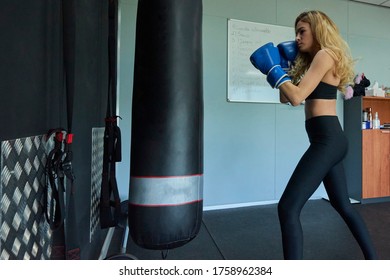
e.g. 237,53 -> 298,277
289,10 -> 355,93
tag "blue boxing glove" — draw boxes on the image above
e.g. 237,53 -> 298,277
250,42 -> 291,88
277,41 -> 298,71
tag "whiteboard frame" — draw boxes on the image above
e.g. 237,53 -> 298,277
227,18 -> 295,104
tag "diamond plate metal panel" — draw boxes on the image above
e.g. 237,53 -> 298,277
90,128 -> 105,242
0,135 -> 51,260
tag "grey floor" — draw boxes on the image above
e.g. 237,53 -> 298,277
107,199 -> 390,260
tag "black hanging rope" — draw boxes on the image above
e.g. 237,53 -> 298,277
45,0 -> 80,260
99,0 -> 122,229
45,129 -> 66,231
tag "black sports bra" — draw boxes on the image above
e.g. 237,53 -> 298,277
306,81 -> 337,100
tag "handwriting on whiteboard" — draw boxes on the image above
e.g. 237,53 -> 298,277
227,19 -> 294,103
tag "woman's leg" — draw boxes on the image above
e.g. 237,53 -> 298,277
278,143 -> 330,259
323,163 -> 378,259
278,116 -> 352,259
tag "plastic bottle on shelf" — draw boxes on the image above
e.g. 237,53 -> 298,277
373,112 -> 380,129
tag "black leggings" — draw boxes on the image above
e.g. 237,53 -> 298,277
278,116 -> 377,259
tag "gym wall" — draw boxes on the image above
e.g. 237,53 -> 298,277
0,0 -> 109,259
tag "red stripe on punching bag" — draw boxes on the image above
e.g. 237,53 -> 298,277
129,0 -> 203,250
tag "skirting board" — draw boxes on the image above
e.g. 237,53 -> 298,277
203,196 -> 335,212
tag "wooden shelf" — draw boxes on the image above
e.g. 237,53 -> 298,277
344,96 -> 390,202
362,96 -> 390,124
362,130 -> 390,199
363,96 -> 390,101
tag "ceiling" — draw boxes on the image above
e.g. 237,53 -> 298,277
352,0 -> 390,7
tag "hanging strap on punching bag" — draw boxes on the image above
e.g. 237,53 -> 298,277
99,0 -> 122,229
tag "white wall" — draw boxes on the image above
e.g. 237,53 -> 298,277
116,0 -> 390,209
115,0 -> 137,199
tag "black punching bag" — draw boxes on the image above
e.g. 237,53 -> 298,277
129,0 -> 203,250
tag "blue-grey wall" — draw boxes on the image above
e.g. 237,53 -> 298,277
116,0 -> 390,209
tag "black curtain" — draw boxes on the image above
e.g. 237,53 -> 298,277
0,0 -> 110,259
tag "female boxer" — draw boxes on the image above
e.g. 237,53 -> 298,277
250,10 -> 378,259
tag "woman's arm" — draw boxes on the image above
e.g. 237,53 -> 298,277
279,89 -> 290,104
278,50 -> 335,106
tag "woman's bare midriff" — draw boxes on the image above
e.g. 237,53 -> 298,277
304,99 -> 337,120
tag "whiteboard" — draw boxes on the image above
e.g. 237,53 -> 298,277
227,19 -> 295,103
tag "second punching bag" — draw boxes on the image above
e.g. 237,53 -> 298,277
129,0 -> 203,250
